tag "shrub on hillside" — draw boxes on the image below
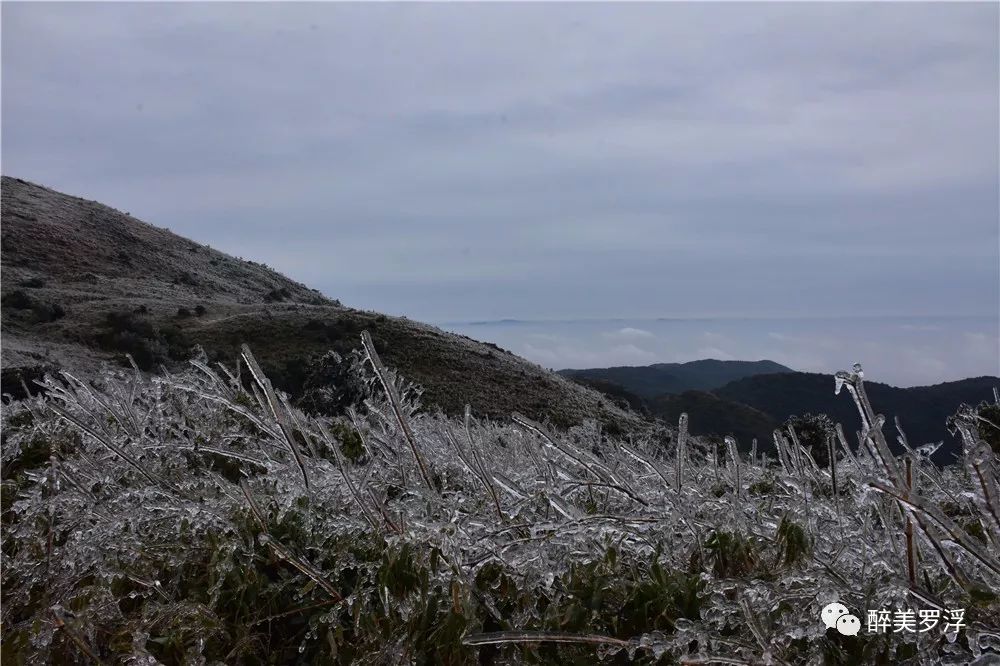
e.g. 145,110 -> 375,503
298,350 -> 367,417
0,365 -> 50,400
2,290 -> 65,322
31,301 -> 65,322
173,271 -> 198,286
781,412 -> 836,467
95,310 -> 192,371
264,286 -> 293,302
2,290 -> 32,309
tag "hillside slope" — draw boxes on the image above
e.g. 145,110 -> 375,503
647,390 -> 779,451
0,176 -> 646,433
559,359 -> 793,398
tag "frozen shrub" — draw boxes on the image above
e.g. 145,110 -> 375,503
949,400 -> 1000,456
2,289 -> 32,309
173,271 -> 198,286
95,310 -> 192,371
2,290 -> 65,322
31,300 -> 64,322
298,350 -> 367,417
264,286 -> 292,302
782,412 -> 836,467
1,365 -> 50,400
0,343 -> 997,664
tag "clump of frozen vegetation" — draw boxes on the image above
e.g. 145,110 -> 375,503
2,334 -> 999,664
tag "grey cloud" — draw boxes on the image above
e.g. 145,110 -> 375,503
2,2 -> 997,325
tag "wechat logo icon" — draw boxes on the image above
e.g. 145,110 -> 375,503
822,602 -> 861,636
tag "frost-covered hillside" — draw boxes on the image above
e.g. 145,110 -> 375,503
1,176 -> 643,434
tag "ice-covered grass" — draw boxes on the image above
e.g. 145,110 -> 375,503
2,335 -> 998,664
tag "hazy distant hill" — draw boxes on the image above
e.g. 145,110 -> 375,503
559,359 -> 793,398
0,176 -> 646,434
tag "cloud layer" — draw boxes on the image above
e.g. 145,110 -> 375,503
451,316 -> 998,387
3,3 -> 997,327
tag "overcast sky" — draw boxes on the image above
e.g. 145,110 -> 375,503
3,2 -> 998,326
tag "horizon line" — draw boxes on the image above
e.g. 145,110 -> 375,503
436,313 -> 998,327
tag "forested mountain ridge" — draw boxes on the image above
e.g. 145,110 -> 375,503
559,359 -> 792,398
714,372 -> 999,461
565,366 -> 999,462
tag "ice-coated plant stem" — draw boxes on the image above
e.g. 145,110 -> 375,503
361,331 -> 437,494
676,413 -> 688,494
904,456 -> 918,587
241,345 -> 310,488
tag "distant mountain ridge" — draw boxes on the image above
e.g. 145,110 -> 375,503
562,360 -> 999,463
714,372 -> 999,461
559,359 -> 793,398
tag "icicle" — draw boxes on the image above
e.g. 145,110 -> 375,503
676,413 -> 688,494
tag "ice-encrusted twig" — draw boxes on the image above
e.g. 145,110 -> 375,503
511,412 -> 615,485
868,481 -> 1000,579
47,400 -> 169,491
676,413 -> 687,493
836,365 -> 901,486
462,630 -> 630,648
239,480 -> 343,601
444,423 -> 505,521
361,331 -> 436,494
49,606 -> 102,665
949,407 -> 1000,548
240,345 -> 310,488
258,534 -> 343,602
904,457 -> 918,587
619,442 -> 672,492
828,432 -> 842,529
464,405 -> 505,521
316,421 -> 381,532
